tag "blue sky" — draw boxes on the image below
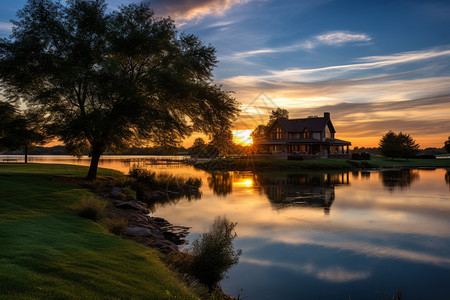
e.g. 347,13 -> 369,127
1,0 -> 450,147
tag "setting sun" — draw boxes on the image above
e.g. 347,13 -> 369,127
232,129 -> 253,146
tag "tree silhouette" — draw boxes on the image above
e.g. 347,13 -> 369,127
379,131 -> 419,159
445,136 -> 450,153
0,0 -> 238,179
0,103 -> 47,162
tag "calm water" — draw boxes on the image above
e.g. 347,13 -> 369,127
4,155 -> 450,299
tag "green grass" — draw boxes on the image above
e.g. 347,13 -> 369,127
369,155 -> 450,168
0,163 -> 198,299
194,156 -> 450,171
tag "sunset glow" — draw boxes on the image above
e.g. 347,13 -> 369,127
232,129 -> 253,146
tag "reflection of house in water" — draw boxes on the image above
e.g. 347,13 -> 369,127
445,169 -> 450,188
379,169 -> 419,191
254,172 -> 350,214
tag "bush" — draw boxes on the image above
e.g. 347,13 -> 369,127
352,152 -> 370,160
121,186 -> 137,200
351,153 -> 361,160
74,195 -> 107,221
104,218 -> 128,235
191,216 -> 242,289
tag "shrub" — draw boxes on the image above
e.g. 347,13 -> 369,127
104,218 -> 128,235
351,153 -> 361,160
360,152 -> 371,160
74,195 -> 107,221
191,216 -> 242,289
121,186 -> 137,200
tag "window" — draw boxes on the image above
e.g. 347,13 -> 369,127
273,127 -> 284,139
301,128 -> 310,139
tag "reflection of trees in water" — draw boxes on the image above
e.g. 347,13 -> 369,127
379,169 -> 419,191
254,172 -> 350,214
445,169 -> 450,188
208,172 -> 233,196
146,188 -> 202,212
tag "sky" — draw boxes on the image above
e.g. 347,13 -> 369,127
1,0 -> 450,148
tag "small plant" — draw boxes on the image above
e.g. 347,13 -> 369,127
74,195 -> 107,221
121,186 -> 137,200
191,216 -> 242,289
104,218 -> 128,235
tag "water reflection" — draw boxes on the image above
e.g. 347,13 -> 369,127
379,169 -> 420,191
446,169 -> 450,188
253,172 -> 350,214
208,172 -> 233,196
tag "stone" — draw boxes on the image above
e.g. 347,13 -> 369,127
126,226 -> 165,240
111,187 -> 123,198
115,201 -> 149,214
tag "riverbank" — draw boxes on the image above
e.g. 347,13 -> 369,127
193,156 -> 450,171
0,164 -> 198,299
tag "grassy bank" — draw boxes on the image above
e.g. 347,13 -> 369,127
194,156 -> 450,171
0,163 -> 197,299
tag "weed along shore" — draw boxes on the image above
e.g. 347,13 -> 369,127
0,163 -> 239,299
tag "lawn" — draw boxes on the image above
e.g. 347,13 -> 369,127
0,163 -> 197,299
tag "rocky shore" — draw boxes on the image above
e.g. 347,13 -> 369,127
108,187 -> 191,253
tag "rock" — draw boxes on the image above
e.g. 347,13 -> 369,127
115,201 -> 149,214
163,231 -> 183,245
111,187 -> 123,198
126,226 -> 165,240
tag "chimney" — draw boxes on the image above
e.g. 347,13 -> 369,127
324,112 -> 330,119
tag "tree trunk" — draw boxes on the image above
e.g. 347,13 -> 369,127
86,146 -> 102,180
24,144 -> 28,164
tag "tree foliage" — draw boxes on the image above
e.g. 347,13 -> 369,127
0,102 -> 47,162
379,131 -> 420,159
191,216 -> 242,289
445,136 -> 450,153
251,108 -> 289,145
0,0 -> 239,179
268,108 -> 289,123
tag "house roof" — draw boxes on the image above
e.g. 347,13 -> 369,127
274,117 -> 336,133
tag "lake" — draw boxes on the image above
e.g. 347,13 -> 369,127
4,155 -> 450,299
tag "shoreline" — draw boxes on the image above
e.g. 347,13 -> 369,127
193,157 -> 450,172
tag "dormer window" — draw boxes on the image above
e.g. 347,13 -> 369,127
301,128 -> 310,139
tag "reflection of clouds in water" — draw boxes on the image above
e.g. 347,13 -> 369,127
240,257 -> 370,283
267,234 -> 450,269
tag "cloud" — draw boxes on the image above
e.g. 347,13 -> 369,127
229,31 -> 372,59
151,0 -> 253,24
223,47 -> 450,83
314,31 -> 371,45
240,257 -> 371,283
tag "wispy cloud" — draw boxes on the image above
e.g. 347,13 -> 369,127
229,31 -> 372,59
241,257 -> 371,283
151,0 -> 253,25
224,47 -> 450,81
315,31 -> 371,45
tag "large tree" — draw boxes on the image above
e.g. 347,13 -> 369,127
0,0 -> 239,179
379,131 -> 420,159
